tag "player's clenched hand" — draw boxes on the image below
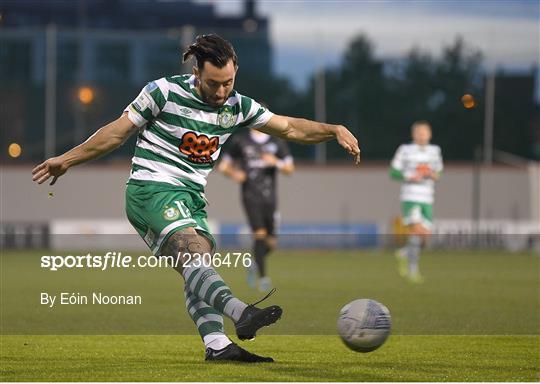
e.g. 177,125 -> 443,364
261,153 -> 278,167
32,156 -> 68,185
335,125 -> 361,165
408,173 -> 423,182
233,170 -> 247,183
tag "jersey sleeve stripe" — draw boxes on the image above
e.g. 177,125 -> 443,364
126,106 -> 148,127
128,104 -> 154,125
149,87 -> 167,111
249,109 -> 273,129
237,108 -> 267,128
237,97 -> 273,129
239,95 -> 252,120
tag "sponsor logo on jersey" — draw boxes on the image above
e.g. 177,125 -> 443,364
416,163 -> 431,175
178,107 -> 192,116
179,132 -> 219,164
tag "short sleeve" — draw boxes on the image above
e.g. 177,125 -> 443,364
238,95 -> 274,129
433,146 -> 444,173
391,145 -> 406,171
124,79 -> 168,128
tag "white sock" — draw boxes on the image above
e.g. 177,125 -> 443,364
203,334 -> 232,350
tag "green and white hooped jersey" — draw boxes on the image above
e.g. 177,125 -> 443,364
124,74 -> 273,191
391,143 -> 443,204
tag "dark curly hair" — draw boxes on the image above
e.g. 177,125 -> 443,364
182,34 -> 238,70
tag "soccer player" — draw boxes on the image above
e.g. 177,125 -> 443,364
390,120 -> 443,283
219,127 -> 294,292
32,34 -> 360,362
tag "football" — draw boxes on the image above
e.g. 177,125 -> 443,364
337,299 -> 391,352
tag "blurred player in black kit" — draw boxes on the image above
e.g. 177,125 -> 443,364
219,128 -> 294,291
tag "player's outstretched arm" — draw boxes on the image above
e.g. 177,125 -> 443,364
257,115 -> 361,164
32,113 -> 138,185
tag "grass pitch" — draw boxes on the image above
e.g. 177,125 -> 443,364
1,249 -> 539,381
2,335 -> 538,381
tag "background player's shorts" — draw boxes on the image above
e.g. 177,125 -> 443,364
125,183 -> 215,255
242,198 -> 277,236
401,201 -> 433,230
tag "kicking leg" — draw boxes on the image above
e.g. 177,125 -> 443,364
163,227 -> 282,343
162,230 -> 230,349
163,228 -> 248,322
162,228 -> 274,362
183,286 -> 273,362
184,286 -> 230,349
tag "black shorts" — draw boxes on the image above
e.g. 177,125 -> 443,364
242,198 -> 277,236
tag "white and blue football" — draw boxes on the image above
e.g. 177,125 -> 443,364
337,299 -> 391,352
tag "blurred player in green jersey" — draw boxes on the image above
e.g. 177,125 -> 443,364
390,121 -> 443,283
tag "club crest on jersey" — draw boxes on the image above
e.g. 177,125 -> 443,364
163,206 -> 180,221
217,107 -> 236,129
